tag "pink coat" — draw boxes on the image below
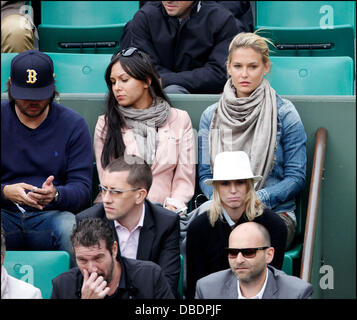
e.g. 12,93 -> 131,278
94,108 -> 196,205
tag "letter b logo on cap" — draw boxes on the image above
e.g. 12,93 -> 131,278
26,69 -> 37,84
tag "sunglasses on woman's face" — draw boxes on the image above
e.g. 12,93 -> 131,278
225,247 -> 269,259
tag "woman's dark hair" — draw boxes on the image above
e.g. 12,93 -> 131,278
101,48 -> 173,169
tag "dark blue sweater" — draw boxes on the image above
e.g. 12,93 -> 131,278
1,100 -> 93,213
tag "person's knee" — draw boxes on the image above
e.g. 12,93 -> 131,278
53,211 -> 76,237
164,84 -> 190,94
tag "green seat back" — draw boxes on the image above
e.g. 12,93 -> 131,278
4,251 -> 70,299
38,1 -> 139,53
255,1 -> 355,59
48,53 -> 112,93
5,54 -> 352,96
282,243 -> 303,275
41,1 -> 138,25
1,53 -> 17,94
256,1 -> 355,29
178,254 -> 184,299
267,56 -> 354,95
166,94 -> 221,130
281,193 -> 304,275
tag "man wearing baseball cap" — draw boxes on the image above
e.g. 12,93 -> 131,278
1,50 -> 93,266
185,151 -> 287,299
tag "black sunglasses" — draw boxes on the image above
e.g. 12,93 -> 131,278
114,47 -> 148,64
225,247 -> 270,259
117,47 -> 139,57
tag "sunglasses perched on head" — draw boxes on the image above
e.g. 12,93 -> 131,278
113,47 -> 147,63
225,247 -> 270,259
117,47 -> 139,57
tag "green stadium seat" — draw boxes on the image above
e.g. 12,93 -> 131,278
1,53 -> 17,94
282,195 -> 304,275
47,53 -> 112,93
38,1 -> 139,53
282,243 -> 303,275
255,1 -> 355,60
178,254 -> 184,299
3,251 -> 70,299
267,56 -> 354,95
166,94 -> 221,130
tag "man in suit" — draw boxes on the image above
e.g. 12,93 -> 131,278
76,155 -> 180,296
195,222 -> 313,299
51,218 -> 174,299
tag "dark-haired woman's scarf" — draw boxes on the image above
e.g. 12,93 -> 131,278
117,97 -> 170,164
209,78 -> 277,189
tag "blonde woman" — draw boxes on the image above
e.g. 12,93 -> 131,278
186,151 -> 287,299
198,32 -> 307,248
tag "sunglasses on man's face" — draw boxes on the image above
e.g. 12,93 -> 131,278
225,247 -> 270,259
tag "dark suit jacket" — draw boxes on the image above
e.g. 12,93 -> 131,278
51,256 -> 174,299
195,266 -> 313,299
76,199 -> 180,295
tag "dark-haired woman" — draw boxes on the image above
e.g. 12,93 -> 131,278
94,48 -> 195,212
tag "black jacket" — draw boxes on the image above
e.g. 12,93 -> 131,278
76,199 -> 180,296
51,256 -> 174,299
186,208 -> 288,299
121,1 -> 241,93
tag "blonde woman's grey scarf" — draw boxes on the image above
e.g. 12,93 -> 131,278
118,97 -> 170,164
209,78 -> 277,189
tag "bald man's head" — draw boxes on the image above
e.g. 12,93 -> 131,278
227,222 -> 274,284
229,222 -> 271,248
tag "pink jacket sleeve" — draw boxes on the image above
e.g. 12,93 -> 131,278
169,109 -> 196,205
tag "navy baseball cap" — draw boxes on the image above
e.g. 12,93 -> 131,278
10,50 -> 55,100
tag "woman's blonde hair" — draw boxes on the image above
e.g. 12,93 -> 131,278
208,179 -> 264,227
226,31 -> 275,67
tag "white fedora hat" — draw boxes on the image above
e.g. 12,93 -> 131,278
205,151 -> 262,185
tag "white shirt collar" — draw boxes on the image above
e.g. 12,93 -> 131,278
222,207 -> 236,227
114,204 -> 145,231
237,269 -> 269,299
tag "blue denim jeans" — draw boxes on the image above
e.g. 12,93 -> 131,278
1,208 -> 76,266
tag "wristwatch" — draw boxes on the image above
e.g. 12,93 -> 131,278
53,188 -> 59,203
